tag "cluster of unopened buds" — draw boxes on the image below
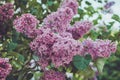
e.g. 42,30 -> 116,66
0,0 -> 117,80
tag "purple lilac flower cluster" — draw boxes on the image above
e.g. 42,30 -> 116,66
61,0 -> 79,15
43,7 -> 74,33
67,21 -> 92,40
0,58 -> 12,79
30,28 -> 83,68
30,28 -> 57,68
13,13 -> 39,38
13,0 -> 117,71
41,70 -> 65,80
83,38 -> 117,59
52,37 -> 83,67
0,3 -> 14,22
43,0 -> 79,33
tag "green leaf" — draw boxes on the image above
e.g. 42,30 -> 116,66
85,6 -> 95,15
107,21 -> 115,29
93,19 -> 98,25
98,14 -> 102,20
18,54 -> 25,63
85,1 -> 91,5
33,55 -> 39,61
12,30 -> 20,43
33,72 -> 43,80
7,42 -> 17,51
47,0 -> 54,6
73,55 -> 91,70
78,8 -> 84,15
12,60 -> 22,69
78,8 -> 84,19
98,0 -> 102,3
7,51 -> 19,58
112,14 -> 120,22
89,30 -> 99,40
95,58 -> 107,74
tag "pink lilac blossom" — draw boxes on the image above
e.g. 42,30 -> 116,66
13,13 -> 39,38
30,28 -> 57,51
60,0 -> 79,15
42,70 -> 66,80
0,58 -> 12,79
0,3 -> 14,22
59,32 -> 73,39
38,58 -> 49,69
30,27 -> 84,68
30,28 -> 53,51
30,28 -> 59,68
52,38 -> 83,67
83,38 -> 117,59
36,43 -> 52,69
43,7 -> 74,33
67,21 -> 93,40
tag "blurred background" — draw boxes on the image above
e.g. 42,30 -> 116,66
0,0 -> 120,80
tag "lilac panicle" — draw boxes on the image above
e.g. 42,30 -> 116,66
0,58 -> 12,79
43,7 -> 74,33
60,0 -> 79,15
0,3 -> 14,22
83,38 -> 117,59
30,27 -> 84,68
13,13 -> 39,38
52,37 -> 83,67
67,21 -> 93,40
30,28 -> 58,68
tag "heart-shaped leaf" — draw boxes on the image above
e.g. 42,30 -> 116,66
73,55 -> 91,70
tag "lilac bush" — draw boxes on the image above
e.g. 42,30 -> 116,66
28,0 -> 117,79
0,0 -> 118,80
